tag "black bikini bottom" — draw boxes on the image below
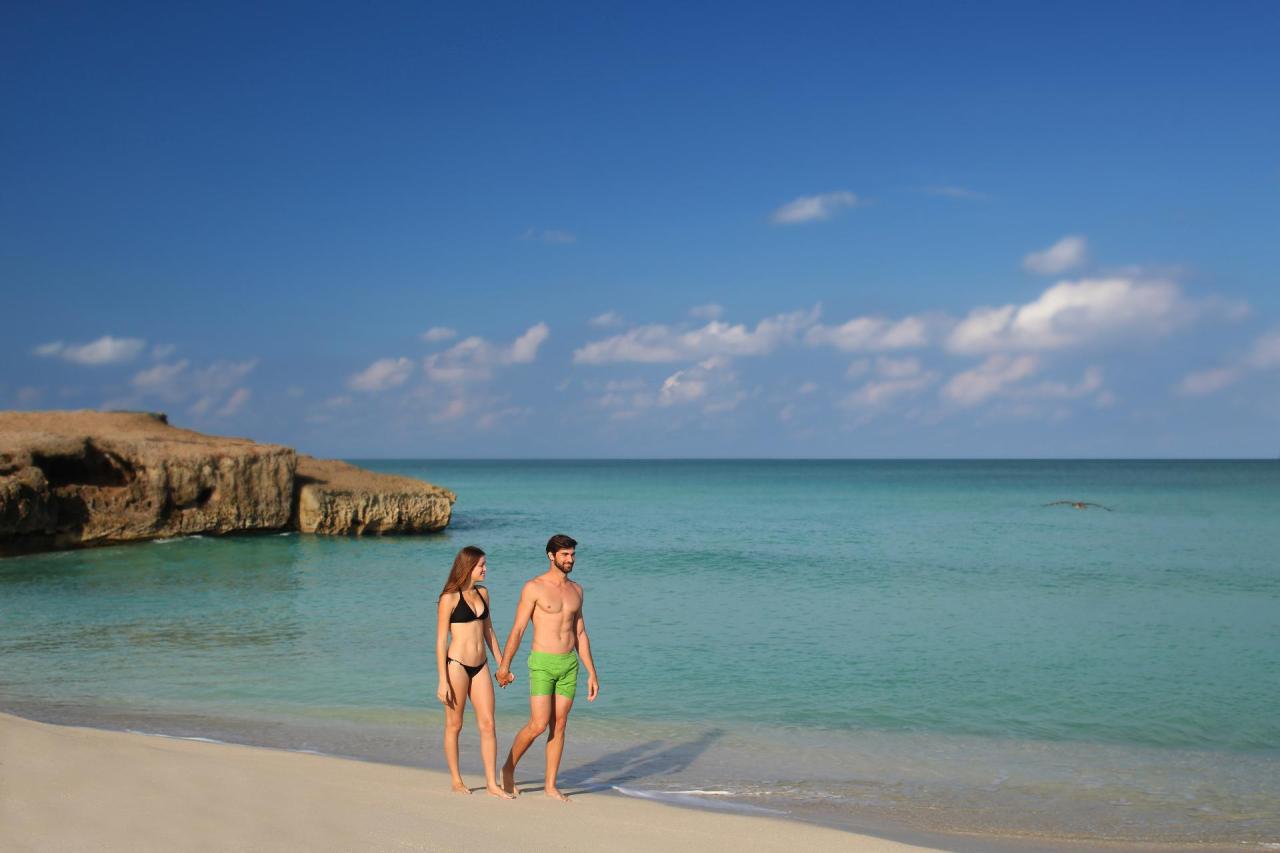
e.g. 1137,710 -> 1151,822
448,657 -> 488,678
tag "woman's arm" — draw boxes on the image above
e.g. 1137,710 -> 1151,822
480,588 -> 503,662
575,595 -> 600,702
436,593 -> 455,706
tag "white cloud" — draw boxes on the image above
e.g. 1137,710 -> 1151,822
217,388 -> 251,417
592,357 -> 743,417
658,369 -> 710,406
943,354 -> 1040,407
432,399 -> 469,423
1246,328 -> 1280,369
509,323 -> 550,363
657,356 -> 742,411
596,379 -> 656,416
842,374 -> 937,409
946,276 -> 1192,354
805,315 -> 930,352
689,303 -> 724,320
127,358 -> 258,416
1177,367 -> 1241,396
840,355 -> 937,409
1018,366 -> 1104,400
36,335 -> 146,365
425,323 -> 550,382
770,191 -> 858,225
575,307 -> 818,364
521,228 -> 577,244
975,367 -> 1109,420
421,327 -> 457,343
1176,328 -> 1280,396
1023,235 -> 1087,275
150,343 -> 176,360
874,356 -> 922,379
132,360 -> 191,394
589,312 -> 624,328
349,357 -> 415,392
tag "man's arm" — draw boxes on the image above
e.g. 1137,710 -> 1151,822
575,589 -> 600,702
496,581 -> 537,687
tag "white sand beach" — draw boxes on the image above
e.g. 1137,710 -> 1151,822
0,712 -> 940,852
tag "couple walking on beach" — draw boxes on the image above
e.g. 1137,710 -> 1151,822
435,534 -> 601,800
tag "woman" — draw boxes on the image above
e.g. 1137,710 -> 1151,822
436,545 -> 512,798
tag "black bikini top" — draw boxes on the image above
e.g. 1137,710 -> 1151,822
450,587 -> 487,624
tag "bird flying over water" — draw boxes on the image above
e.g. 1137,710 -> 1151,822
1044,500 -> 1113,511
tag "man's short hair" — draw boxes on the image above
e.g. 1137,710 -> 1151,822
546,533 -> 577,554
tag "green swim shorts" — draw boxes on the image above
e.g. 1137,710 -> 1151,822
527,650 -> 578,698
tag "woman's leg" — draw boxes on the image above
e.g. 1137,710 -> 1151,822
468,666 -> 513,798
443,661 -> 472,793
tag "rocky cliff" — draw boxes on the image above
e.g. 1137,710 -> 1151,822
294,456 -> 455,535
0,411 -> 455,556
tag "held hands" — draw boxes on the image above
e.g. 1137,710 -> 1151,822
436,680 -> 454,708
495,666 -> 516,688
587,675 -> 600,702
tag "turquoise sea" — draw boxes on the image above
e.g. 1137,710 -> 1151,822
2,461 -> 1278,847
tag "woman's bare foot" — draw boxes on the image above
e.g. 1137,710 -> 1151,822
450,780 -> 472,795
501,762 -> 518,797
486,783 -> 515,800
544,787 -> 571,802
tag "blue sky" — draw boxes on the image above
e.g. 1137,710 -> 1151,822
4,1 -> 1278,457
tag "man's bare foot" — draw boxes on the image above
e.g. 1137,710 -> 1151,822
450,780 -> 472,795
544,787 -> 571,802
486,783 -> 515,800
501,762 -> 518,796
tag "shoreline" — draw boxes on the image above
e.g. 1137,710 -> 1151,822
0,711 -> 938,853
1,709 -> 1264,853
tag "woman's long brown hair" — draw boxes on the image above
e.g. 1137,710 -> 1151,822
440,545 -> 485,598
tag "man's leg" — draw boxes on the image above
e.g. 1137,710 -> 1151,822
544,693 -> 574,801
502,694 -> 551,796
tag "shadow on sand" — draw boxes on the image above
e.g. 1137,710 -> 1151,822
513,728 -> 725,797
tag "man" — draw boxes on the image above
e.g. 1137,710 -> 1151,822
495,533 -> 600,801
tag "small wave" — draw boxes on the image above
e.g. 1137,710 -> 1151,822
126,729 -> 227,744
122,728 -> 333,759
151,535 -> 205,545
612,786 -> 786,815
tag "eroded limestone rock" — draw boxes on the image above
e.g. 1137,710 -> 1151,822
293,456 -> 455,535
0,411 -> 296,555
0,411 -> 456,556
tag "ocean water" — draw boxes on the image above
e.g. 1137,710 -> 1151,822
2,460 -> 1278,847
